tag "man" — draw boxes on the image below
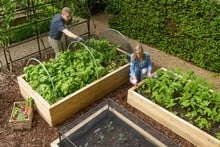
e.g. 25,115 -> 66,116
48,7 -> 83,59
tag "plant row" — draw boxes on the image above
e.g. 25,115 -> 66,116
24,38 -> 128,104
137,68 -> 220,139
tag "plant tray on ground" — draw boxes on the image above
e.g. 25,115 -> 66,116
9,100 -> 33,130
50,99 -> 178,147
17,38 -> 130,126
127,68 -> 220,146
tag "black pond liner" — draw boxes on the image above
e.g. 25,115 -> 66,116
58,99 -> 179,147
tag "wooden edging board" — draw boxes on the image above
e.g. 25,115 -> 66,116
17,62 -> 130,127
50,105 -> 166,147
127,85 -> 220,147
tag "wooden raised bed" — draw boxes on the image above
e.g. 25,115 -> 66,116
127,82 -> 220,146
18,63 -> 129,127
51,99 -> 178,147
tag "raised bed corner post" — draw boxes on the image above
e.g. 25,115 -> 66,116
2,30 -> 14,72
3,45 -> 13,72
86,1 -> 91,37
0,0 -> 16,72
30,0 -> 42,59
87,16 -> 91,37
35,25 -> 42,59
0,60 -> 2,71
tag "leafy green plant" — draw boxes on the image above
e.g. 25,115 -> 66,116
104,121 -> 114,132
0,0 -> 16,46
137,68 -> 220,139
24,38 -> 128,104
79,143 -> 88,147
118,133 -> 126,143
97,132 -> 104,144
216,132 -> 220,140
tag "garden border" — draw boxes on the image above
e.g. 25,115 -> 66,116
127,82 -> 220,146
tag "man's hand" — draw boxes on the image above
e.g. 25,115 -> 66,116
76,36 -> 83,42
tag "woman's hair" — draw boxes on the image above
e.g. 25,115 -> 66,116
132,44 -> 144,61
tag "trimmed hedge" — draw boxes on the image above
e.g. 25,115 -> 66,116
107,0 -> 220,72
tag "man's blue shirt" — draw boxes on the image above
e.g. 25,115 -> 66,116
49,14 -> 65,40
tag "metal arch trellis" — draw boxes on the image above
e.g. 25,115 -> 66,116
0,60 -> 2,71
26,57 -> 57,98
0,0 -> 91,72
67,40 -> 99,80
98,28 -> 133,55
0,0 -> 54,72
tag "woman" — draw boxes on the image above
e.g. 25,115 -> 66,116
130,44 -> 153,85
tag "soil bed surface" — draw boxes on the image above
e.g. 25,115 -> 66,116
60,111 -> 156,147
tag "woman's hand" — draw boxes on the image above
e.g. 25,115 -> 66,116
131,76 -> 138,86
147,72 -> 153,78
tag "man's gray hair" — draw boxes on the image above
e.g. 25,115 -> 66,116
61,7 -> 72,15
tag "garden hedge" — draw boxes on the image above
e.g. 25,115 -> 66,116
106,0 -> 220,72
1,0 -> 219,73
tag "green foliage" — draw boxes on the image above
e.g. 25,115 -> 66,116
137,68 -> 220,139
0,0 -> 68,45
103,0 -> 122,14
24,38 -> 128,104
0,0 -> 105,45
118,133 -> 126,143
69,0 -> 102,18
104,121 -> 114,132
108,0 -> 220,72
0,0 -> 16,45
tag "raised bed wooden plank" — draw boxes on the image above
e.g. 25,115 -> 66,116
17,63 -> 129,126
127,85 -> 220,147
